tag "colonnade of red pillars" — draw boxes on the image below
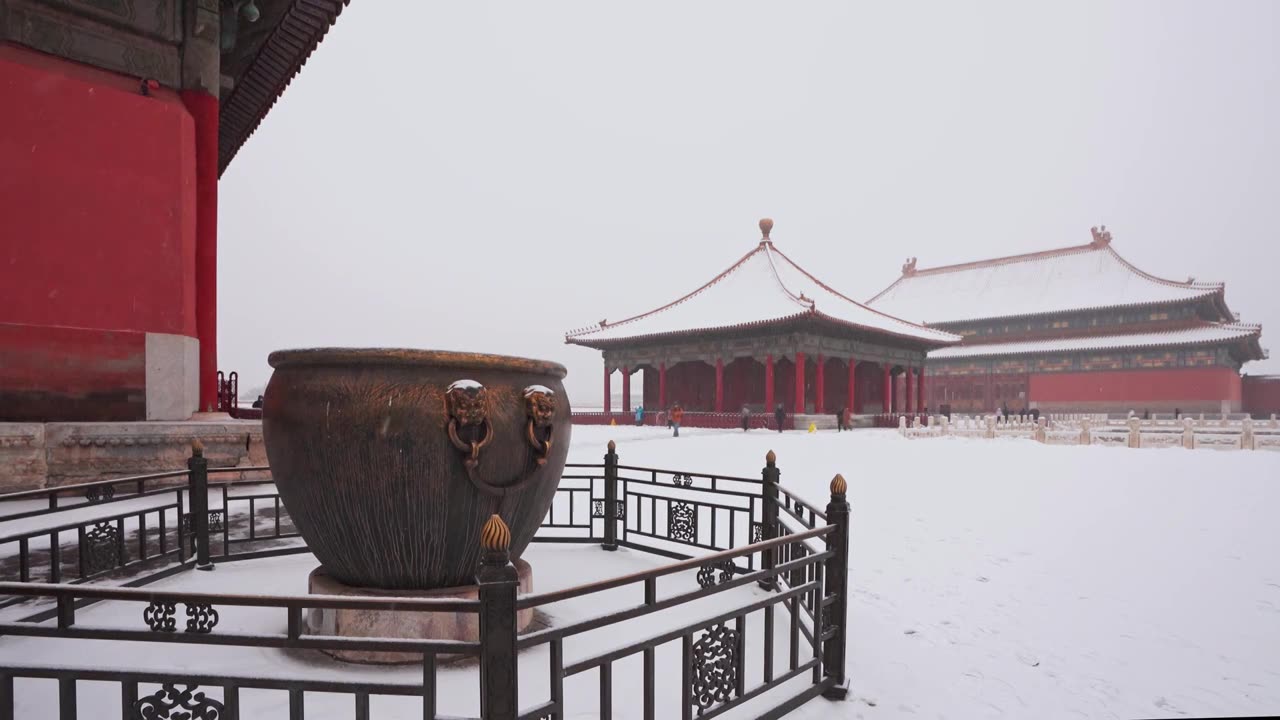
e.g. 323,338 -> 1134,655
602,356 -> 927,416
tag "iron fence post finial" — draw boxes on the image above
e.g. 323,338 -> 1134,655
603,441 -> 620,551
478,515 -> 518,720
823,474 -> 851,699
759,450 -> 780,590
188,441 -> 213,571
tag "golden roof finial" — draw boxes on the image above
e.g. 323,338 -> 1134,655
190,438 -> 205,456
830,474 -> 847,495
480,514 -> 511,551
759,218 -> 774,240
766,449 -> 776,464
607,439 -> 616,452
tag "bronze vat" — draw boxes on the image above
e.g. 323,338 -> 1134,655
262,349 -> 570,589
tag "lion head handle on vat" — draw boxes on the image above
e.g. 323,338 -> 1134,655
445,379 -> 557,495
524,385 -> 557,466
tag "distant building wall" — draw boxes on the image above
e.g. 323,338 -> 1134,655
1243,376 -> 1280,417
1028,367 -> 1241,414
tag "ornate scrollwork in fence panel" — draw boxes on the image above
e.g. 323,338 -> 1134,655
144,600 -> 178,632
668,501 -> 697,543
83,521 -> 120,575
185,603 -> 220,633
690,622 -> 740,715
85,484 -> 116,503
591,499 -> 625,520
132,683 -> 225,719
696,559 -> 734,589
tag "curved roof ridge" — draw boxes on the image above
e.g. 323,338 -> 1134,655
760,243 -> 815,309
565,242 -> 798,339
769,245 -> 953,335
1102,246 -> 1224,291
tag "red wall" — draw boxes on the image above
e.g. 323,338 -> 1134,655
0,44 -> 196,421
1029,368 -> 1241,407
0,323 -> 146,421
1243,376 -> 1280,416
0,43 -> 197,337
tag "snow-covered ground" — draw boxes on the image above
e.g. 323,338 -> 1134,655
582,426 -> 1280,719
1,426 -> 1277,718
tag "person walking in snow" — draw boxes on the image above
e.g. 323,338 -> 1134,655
741,405 -> 751,431
836,406 -> 847,432
670,404 -> 684,437
774,403 -> 786,433
634,405 -> 644,426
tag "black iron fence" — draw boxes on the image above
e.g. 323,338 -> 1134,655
0,441 -> 850,719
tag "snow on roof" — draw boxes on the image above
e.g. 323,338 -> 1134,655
929,323 -> 1261,360
567,223 -> 960,347
867,229 -> 1225,325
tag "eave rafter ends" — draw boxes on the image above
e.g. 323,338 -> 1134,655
218,0 -> 352,175
929,322 -> 1263,362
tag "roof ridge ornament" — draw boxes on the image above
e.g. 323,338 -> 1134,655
902,257 -> 918,276
1090,225 -> 1112,247
759,218 -> 774,243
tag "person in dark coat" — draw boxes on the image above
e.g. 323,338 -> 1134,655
836,406 -> 847,432
774,403 -> 786,433
251,395 -> 264,409
741,405 -> 751,432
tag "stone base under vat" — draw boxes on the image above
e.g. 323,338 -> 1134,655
305,560 -> 535,664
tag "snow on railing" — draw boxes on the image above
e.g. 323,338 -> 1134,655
899,412 -> 1279,452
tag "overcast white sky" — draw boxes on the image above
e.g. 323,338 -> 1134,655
219,1 -> 1280,404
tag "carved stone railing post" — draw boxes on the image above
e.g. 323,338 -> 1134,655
822,474 -> 850,700
1079,418 -> 1091,445
188,440 -> 213,571
1182,418 -> 1195,449
1127,418 -> 1142,449
477,515 -> 518,720
602,440 -> 619,551
1242,418 -> 1255,451
759,450 -> 779,591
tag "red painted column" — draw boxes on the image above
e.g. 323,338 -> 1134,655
659,362 -> 668,410
764,355 -> 775,411
848,358 -> 857,414
714,358 -> 724,413
917,368 -> 926,413
794,352 -> 806,415
814,355 -> 825,414
905,367 -> 915,416
181,90 -> 219,413
603,364 -> 612,416
621,366 -> 631,414
882,365 -> 891,413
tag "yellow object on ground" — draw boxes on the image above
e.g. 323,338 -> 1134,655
808,422 -> 817,433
